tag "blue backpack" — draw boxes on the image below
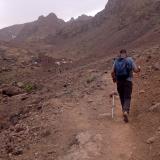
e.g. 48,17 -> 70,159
114,58 -> 132,81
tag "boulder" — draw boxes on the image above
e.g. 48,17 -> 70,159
1,86 -> 24,97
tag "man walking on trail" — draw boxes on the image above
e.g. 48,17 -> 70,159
111,49 -> 140,123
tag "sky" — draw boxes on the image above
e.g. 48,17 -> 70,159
0,0 -> 108,29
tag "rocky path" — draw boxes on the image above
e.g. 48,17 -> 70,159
54,73 -> 146,160
0,71 -> 152,160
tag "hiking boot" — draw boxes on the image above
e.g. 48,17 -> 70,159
123,111 -> 129,123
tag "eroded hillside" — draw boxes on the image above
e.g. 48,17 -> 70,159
0,0 -> 160,160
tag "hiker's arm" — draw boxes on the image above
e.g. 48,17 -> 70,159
132,61 -> 141,73
111,64 -> 116,83
134,66 -> 141,73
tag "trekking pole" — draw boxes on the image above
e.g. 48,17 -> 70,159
110,91 -> 118,119
136,69 -> 141,104
112,93 -> 115,118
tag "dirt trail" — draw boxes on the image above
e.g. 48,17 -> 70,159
55,73 -> 147,160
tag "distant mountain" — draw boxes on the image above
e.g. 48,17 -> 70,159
0,13 -> 92,42
44,0 -> 160,59
0,0 -> 160,60
15,14 -> 93,42
75,15 -> 92,21
0,24 -> 24,41
14,13 -> 65,42
0,13 -> 65,42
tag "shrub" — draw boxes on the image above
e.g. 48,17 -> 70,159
86,75 -> 97,84
23,83 -> 37,93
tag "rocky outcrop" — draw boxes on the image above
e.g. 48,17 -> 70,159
14,13 -> 65,42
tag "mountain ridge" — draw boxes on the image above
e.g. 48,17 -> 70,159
0,0 -> 159,60
0,13 -> 93,42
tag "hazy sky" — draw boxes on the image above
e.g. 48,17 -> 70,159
0,0 -> 108,29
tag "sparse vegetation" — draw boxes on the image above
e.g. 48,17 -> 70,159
86,75 -> 97,84
23,83 -> 37,93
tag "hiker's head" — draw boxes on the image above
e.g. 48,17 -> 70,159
119,49 -> 127,58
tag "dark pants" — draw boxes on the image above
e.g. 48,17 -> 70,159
117,80 -> 132,113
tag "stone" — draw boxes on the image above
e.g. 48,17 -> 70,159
17,82 -> 24,88
149,103 -> 160,112
139,90 -> 145,94
146,137 -> 156,144
20,94 -> 29,101
13,93 -> 28,101
1,67 -> 10,72
98,113 -> 111,119
1,86 -> 24,97
15,124 -> 25,133
13,147 -> 23,156
87,100 -> 94,103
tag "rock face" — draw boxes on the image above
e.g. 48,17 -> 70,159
0,13 -> 92,43
44,0 -> 160,59
0,0 -> 160,60
14,13 -> 65,42
0,24 -> 24,41
0,0 -> 159,46
0,13 -> 65,42
76,15 -> 92,21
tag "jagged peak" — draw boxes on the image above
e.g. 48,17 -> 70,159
47,13 -> 58,19
37,12 -> 64,23
68,15 -> 92,23
69,17 -> 75,22
76,14 -> 92,21
38,15 -> 45,21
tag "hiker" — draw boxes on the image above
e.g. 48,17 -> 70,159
111,49 -> 140,122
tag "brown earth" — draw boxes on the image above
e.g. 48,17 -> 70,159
0,44 -> 160,160
0,0 -> 160,159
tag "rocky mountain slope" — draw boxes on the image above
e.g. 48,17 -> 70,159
14,13 -> 65,42
0,24 -> 24,41
0,13 -> 92,43
44,0 -> 160,59
0,41 -> 160,160
0,0 -> 160,159
0,0 -> 159,61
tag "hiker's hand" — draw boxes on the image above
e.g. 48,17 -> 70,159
111,72 -> 116,83
138,66 -> 141,72
134,66 -> 141,73
112,78 -> 116,83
